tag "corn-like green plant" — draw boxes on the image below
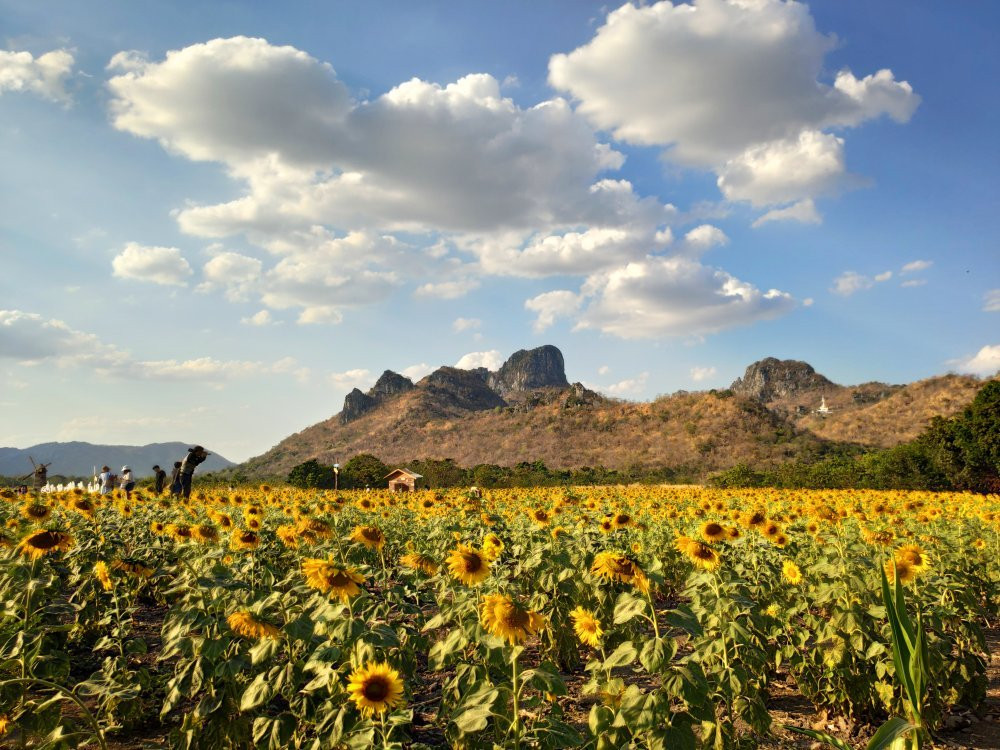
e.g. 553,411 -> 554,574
784,560 -> 929,750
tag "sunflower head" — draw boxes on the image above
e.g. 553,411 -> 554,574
683,539 -> 721,571
446,544 -> 491,586
480,594 -> 546,644
17,529 -> 74,560
231,529 -> 260,550
301,558 -> 365,601
781,559 -> 803,586
400,552 -> 438,576
700,521 -> 726,543
227,610 -> 280,639
94,561 -> 113,591
21,502 -> 51,522
351,525 -> 386,550
569,606 -> 603,648
347,661 -> 405,716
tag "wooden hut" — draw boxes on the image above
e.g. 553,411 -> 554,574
385,468 -> 423,492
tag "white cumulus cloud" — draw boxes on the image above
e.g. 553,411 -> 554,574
901,259 -> 933,274
112,242 -> 193,286
0,48 -> 75,103
329,368 -> 372,390
952,345 -> 1000,377
984,290 -> 1000,313
452,317 -> 482,333
752,199 -> 821,228
525,290 -> 582,333
690,366 -> 717,382
455,350 -> 503,370
414,279 -> 481,300
605,371 -> 649,396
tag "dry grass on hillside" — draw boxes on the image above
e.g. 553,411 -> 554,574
798,374 -> 989,448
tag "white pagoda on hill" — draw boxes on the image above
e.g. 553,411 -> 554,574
815,396 -> 832,417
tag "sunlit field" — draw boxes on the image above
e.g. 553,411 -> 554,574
0,484 -> 996,749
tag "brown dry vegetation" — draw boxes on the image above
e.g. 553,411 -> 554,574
242,372 -> 992,478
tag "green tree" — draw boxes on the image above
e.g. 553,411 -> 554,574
287,459 -> 336,489
341,453 -> 389,489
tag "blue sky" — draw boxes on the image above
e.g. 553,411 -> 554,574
1,0 -> 997,462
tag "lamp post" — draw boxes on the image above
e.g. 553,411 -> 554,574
333,463 -> 340,491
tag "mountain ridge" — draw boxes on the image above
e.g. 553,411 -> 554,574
0,442 -> 235,479
238,348 -> 995,479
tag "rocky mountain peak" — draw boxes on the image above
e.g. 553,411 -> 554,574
729,357 -> 835,402
370,370 -> 414,401
421,367 -> 508,412
488,345 -> 569,397
340,388 -> 377,424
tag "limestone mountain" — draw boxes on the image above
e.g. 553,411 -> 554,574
0,442 -> 234,479
238,348 -> 994,479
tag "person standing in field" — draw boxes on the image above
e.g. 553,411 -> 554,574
179,446 -> 209,499
99,466 -> 113,496
152,465 -> 167,494
169,461 -> 182,496
120,466 -> 135,500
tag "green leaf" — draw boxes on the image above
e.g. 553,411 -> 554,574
639,636 -> 675,674
453,703 -> 492,734
782,724 -> 853,750
240,672 -> 275,712
603,640 -> 637,670
613,592 -> 648,625
866,717 -> 915,750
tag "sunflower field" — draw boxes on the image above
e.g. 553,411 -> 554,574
0,483 -> 996,749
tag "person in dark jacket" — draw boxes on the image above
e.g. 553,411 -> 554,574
169,461 -> 183,496
179,446 -> 209,498
152,465 -> 167,494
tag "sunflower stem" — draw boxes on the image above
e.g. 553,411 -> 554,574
510,649 -> 521,750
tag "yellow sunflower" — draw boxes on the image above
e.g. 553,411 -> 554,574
679,538 -> 721,571
351,525 -> 386,551
231,529 -> 261,550
71,497 -> 96,520
781,560 -> 803,586
301,558 -> 365,601
166,523 -> 192,542
346,661 -> 405,716
894,544 -> 930,574
193,524 -> 219,543
112,558 -> 154,578
700,521 -> 727,543
94,561 -> 113,591
400,552 -> 438,576
528,508 -> 551,527
482,533 -> 505,560
590,551 -> 650,593
885,557 -> 916,585
17,529 -> 74,560
480,594 -> 546,644
227,611 -> 280,639
569,606 -> 603,648
446,544 -> 491,586
21,502 -> 51,523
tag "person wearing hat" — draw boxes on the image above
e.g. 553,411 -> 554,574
179,446 -> 209,499
120,465 -> 136,500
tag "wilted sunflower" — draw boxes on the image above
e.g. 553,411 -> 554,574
17,529 -> 74,561
782,560 -> 803,586
346,661 -> 405,716
351,525 -> 386,551
480,594 -> 546,644
112,558 -> 154,578
227,611 -> 280,639
591,551 -> 650,593
301,558 -> 365,601
700,521 -> 727,543
21,502 -> 51,523
569,606 -> 603,648
446,544 -> 491,586
231,529 -> 260,550
400,552 -> 438,576
298,517 -> 333,538
94,561 -> 113,591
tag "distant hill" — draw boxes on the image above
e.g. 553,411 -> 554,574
0,442 -> 234,479
239,347 -> 995,480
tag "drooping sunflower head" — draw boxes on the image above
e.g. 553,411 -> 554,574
193,524 -> 219,543
17,529 -> 74,561
276,524 -> 299,548
231,529 -> 260,550
227,610 -> 280,639
112,558 -> 154,578
480,594 -> 546,644
781,559 -> 803,586
569,606 -> 603,648
301,558 -> 365,601
400,552 -> 438,576
346,661 -> 405,716
351,525 -> 386,551
683,540 -> 721,572
446,544 -> 491,586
